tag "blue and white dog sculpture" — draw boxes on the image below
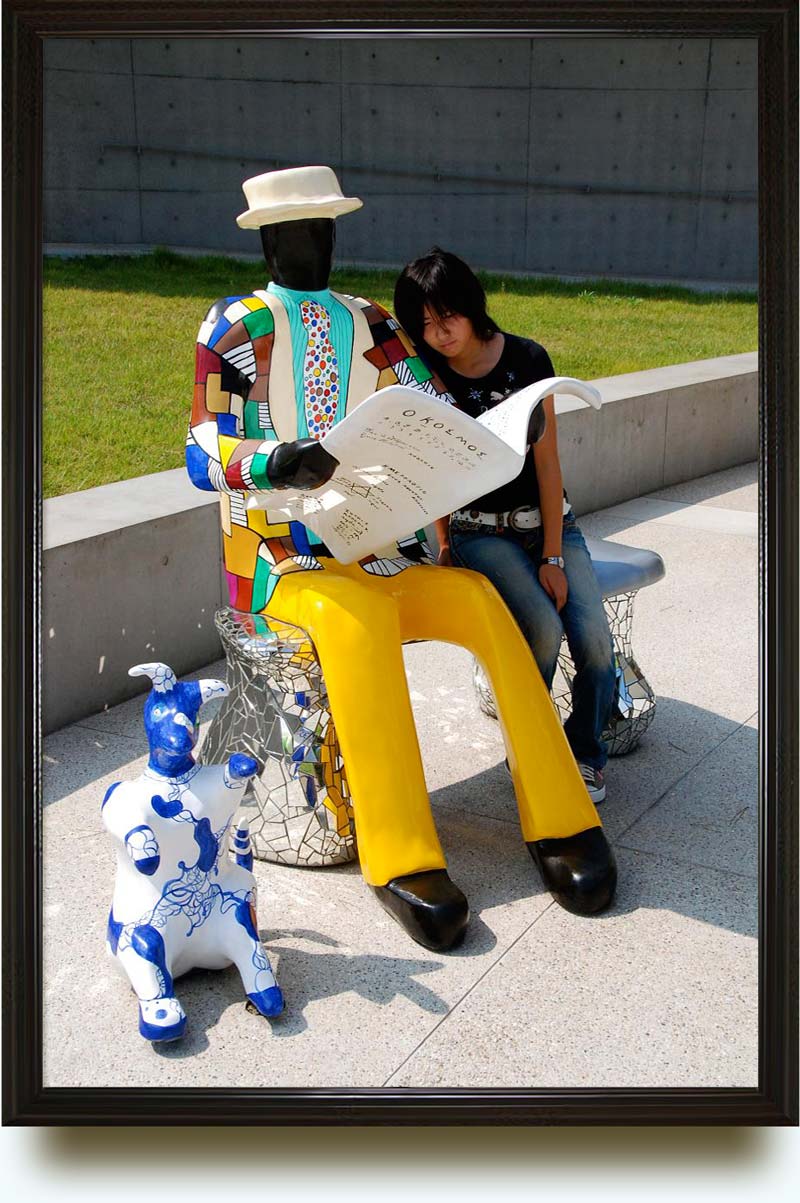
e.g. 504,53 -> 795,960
102,662 -> 284,1042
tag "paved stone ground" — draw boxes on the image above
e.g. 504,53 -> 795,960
42,462 -> 758,1089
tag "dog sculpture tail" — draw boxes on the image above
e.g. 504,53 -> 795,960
232,820 -> 254,872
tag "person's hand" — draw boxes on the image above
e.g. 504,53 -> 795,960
539,563 -> 568,611
437,545 -> 453,567
266,439 -> 339,490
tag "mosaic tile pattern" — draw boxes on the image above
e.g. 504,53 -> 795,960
200,608 -> 356,868
473,590 -> 657,756
186,286 -> 453,614
591,591 -> 657,755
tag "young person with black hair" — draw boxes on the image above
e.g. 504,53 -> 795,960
394,248 -> 615,802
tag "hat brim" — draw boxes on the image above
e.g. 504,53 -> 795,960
236,195 -> 363,229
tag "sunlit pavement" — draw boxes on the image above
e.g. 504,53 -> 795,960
42,462 -> 758,1090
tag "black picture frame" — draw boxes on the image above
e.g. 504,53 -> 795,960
3,0 -> 797,1126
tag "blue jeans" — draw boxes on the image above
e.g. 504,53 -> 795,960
449,512 -> 616,770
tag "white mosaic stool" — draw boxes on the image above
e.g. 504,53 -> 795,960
473,537 -> 665,756
200,609 -> 355,867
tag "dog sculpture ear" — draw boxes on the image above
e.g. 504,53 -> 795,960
197,678 -> 229,705
129,663 -> 177,693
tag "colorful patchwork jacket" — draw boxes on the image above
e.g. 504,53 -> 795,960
186,282 -> 453,612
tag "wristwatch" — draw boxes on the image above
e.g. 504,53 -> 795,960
543,555 -> 566,569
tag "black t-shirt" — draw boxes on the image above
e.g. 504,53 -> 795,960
434,332 -> 565,513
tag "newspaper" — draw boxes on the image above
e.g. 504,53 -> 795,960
247,376 -> 601,564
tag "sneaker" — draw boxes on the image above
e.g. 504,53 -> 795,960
579,763 -> 606,804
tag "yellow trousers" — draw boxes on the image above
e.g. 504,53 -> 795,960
265,561 -> 601,887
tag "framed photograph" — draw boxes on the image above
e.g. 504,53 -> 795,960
3,0 -> 797,1125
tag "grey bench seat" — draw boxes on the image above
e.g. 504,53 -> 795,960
584,538 -> 666,598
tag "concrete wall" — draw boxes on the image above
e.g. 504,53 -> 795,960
42,353 -> 758,733
554,354 -> 759,514
43,36 -> 757,286
43,471 -> 227,734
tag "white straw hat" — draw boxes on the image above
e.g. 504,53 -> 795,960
236,165 -> 363,228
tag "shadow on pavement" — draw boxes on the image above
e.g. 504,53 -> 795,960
427,700 -> 757,941
150,931 -> 454,1054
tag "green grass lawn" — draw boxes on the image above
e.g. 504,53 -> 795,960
43,249 -> 757,498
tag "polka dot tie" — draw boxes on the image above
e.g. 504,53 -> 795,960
300,300 -> 339,439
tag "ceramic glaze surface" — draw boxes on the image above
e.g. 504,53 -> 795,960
103,662 -> 284,1042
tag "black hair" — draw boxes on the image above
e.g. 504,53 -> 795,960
393,247 -> 500,354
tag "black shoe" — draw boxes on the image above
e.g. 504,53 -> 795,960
527,826 -> 617,915
372,869 -> 470,951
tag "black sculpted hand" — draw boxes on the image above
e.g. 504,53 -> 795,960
266,439 -> 339,490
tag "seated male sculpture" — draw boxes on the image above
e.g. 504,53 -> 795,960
186,165 -> 616,951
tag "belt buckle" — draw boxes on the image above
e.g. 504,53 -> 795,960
508,506 -> 533,531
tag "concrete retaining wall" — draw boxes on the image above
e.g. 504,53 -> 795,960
43,36 -> 757,286
43,473 -> 227,734
42,352 -> 757,732
554,353 -> 758,514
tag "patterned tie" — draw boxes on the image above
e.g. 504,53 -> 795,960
300,300 -> 339,439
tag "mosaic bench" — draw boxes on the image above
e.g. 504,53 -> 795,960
199,537 -> 665,869
472,538 -> 665,754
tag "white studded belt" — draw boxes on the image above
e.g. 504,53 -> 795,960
451,497 -> 570,532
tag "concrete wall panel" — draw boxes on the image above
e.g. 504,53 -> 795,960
140,187 -> 252,250
44,188 -> 141,244
337,193 -> 528,271
44,37 -> 133,75
132,36 -> 341,82
42,36 -> 758,284
530,88 -> 706,192
694,199 -> 758,285
699,90 -> 758,193
134,76 -> 341,174
524,194 -> 698,279
337,168 -> 491,201
708,38 -> 758,90
43,506 -> 225,733
532,37 -> 710,90
44,68 -> 139,192
138,151 -> 282,198
559,394 -> 670,513
342,84 -> 528,189
341,37 -> 530,87
663,372 -> 758,483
